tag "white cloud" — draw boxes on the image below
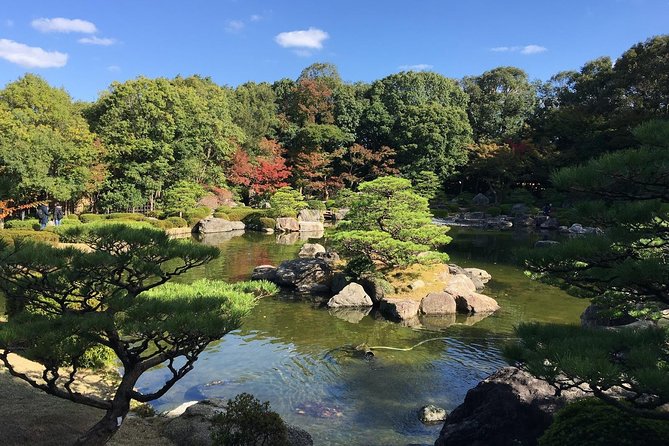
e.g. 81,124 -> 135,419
521,44 -> 547,55
107,65 -> 120,72
250,14 -> 262,22
399,64 -> 433,71
490,44 -> 547,55
32,17 -> 97,34
78,36 -> 116,46
4,19 -> 14,27
0,39 -> 67,68
225,20 -> 244,33
275,27 -> 328,49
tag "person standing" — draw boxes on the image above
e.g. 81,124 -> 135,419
54,204 -> 64,226
36,203 -> 49,230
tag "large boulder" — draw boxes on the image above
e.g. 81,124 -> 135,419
298,209 -> 324,222
251,265 -> 278,281
448,265 -> 486,291
463,268 -> 492,285
327,283 -> 373,308
445,274 -> 500,313
298,243 -> 326,258
315,250 -> 340,265
276,217 -> 300,232
196,217 -> 243,234
298,221 -> 325,232
435,367 -> 584,446
163,399 -> 313,446
420,292 -> 457,315
380,298 -> 420,321
275,258 -> 333,294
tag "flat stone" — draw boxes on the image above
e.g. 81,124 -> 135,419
276,217 -> 300,232
298,209 -> 324,222
380,298 -> 420,321
196,217 -> 234,234
454,291 -> 500,313
299,221 -> 324,232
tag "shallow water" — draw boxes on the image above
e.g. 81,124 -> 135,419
134,228 -> 586,445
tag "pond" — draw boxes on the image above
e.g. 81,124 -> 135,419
134,228 -> 587,446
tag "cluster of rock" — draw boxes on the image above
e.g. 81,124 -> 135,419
252,245 -> 500,325
276,209 -> 325,234
162,399 -> 313,446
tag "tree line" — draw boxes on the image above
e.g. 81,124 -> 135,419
0,35 -> 667,211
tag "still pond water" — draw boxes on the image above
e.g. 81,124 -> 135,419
133,228 -> 587,446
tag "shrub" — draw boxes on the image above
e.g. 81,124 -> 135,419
211,393 -> 290,446
106,213 -> 145,221
226,208 -> 261,222
144,210 -> 165,219
183,206 -> 211,221
65,214 -> 80,221
241,212 -> 273,230
327,188 -> 356,209
78,345 -> 117,370
307,200 -> 326,210
213,212 -> 229,220
539,399 -> 669,446
79,214 -> 104,223
487,206 -> 501,216
165,216 -> 188,228
0,229 -> 60,245
4,219 -> 39,230
259,217 -> 276,229
269,187 -> 306,218
60,218 -> 82,226
503,188 -> 536,206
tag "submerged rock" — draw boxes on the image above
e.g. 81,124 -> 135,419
419,404 -> 448,424
328,306 -> 372,323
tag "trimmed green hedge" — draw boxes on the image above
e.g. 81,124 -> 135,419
65,214 -> 80,221
213,212 -> 230,220
0,229 -> 60,245
4,219 -> 39,230
307,200 -> 326,210
80,213 -> 104,223
227,208 -> 264,222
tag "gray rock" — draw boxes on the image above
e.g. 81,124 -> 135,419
275,258 -> 333,293
327,283 -> 373,308
196,217 -> 239,234
513,215 -> 535,227
298,209 -> 324,222
251,265 -> 277,281
420,292 -> 457,315
445,273 -> 477,295
276,217 -> 300,232
298,243 -> 326,258
534,240 -> 560,248
580,304 -> 636,327
453,291 -> 500,313
298,221 -> 325,232
229,220 -> 245,230
380,298 -> 420,321
315,250 -> 340,265
568,223 -> 587,234
333,208 -> 349,221
435,367 -> 585,446
463,267 -> 492,284
419,404 -> 448,424
539,217 -> 560,230
472,193 -> 490,206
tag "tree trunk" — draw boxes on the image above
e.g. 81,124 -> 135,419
73,404 -> 129,446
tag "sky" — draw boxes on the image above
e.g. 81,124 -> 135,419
0,0 -> 667,101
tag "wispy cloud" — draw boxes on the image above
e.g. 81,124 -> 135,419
275,27 -> 329,50
399,64 -> 433,71
32,17 -> 97,34
250,14 -> 262,22
107,65 -> 120,72
225,20 -> 244,33
490,44 -> 547,55
0,38 -> 67,68
4,19 -> 14,28
78,36 -> 116,46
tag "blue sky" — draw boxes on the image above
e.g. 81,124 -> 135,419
1,0 -> 667,101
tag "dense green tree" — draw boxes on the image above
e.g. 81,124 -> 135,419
332,176 -> 451,274
0,74 -> 104,205
161,180 -> 206,217
0,225 -> 278,444
462,67 -> 537,142
269,187 -> 307,217
231,82 -> 279,152
508,120 -> 669,421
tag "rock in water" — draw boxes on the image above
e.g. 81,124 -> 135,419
276,217 -> 300,232
420,292 -> 457,315
380,298 -> 420,321
327,282 -> 373,307
298,209 -> 324,222
275,258 -> 333,294
419,404 -> 448,424
298,243 -> 326,258
251,265 -> 277,281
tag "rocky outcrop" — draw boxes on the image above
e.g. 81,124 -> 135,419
163,399 -> 313,446
315,250 -> 340,265
420,292 -> 457,315
568,223 -> 603,235
448,264 -> 492,291
380,298 -> 420,321
298,243 -> 326,258
327,283 -> 373,308
276,217 -> 300,232
274,258 -> 333,294
444,274 -> 500,313
195,217 -> 245,234
435,367 -> 584,446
